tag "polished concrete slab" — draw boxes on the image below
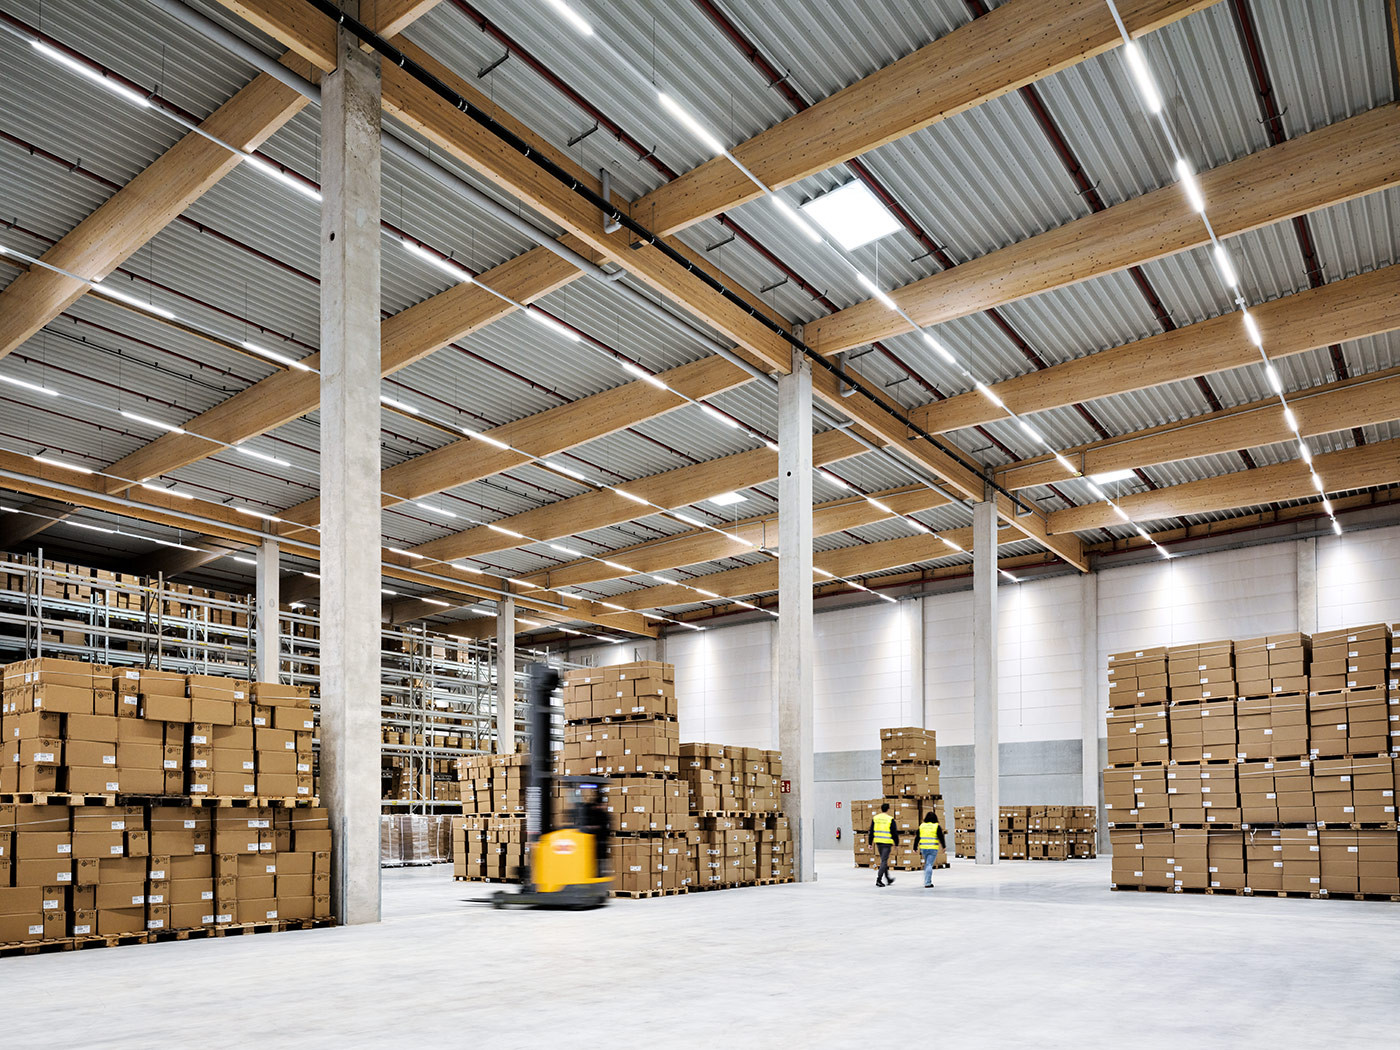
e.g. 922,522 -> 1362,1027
3,850 -> 1396,1048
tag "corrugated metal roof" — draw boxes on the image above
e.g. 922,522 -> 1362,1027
3,0 -> 1397,603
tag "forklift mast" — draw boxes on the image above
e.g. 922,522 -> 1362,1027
524,662 -> 560,844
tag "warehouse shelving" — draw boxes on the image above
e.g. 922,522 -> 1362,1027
0,551 -> 564,817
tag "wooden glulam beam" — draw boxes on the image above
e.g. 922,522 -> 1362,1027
0,452 -> 658,637
804,106 -> 1400,356
1000,366 -> 1400,490
628,0 -> 1219,234
104,246 -> 581,493
524,484 -> 952,590
0,74 -> 306,361
916,265 -> 1400,436
602,526 -> 1002,611
0,0 -> 445,362
807,360 -> 1090,571
1047,438 -> 1400,534
275,355 -> 755,531
411,429 -> 865,564
213,1 -> 793,373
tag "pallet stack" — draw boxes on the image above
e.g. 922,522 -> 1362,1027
452,661 -> 794,895
952,806 -> 1097,860
849,727 -> 949,874
1106,625 -> 1400,900
953,806 -> 975,858
0,657 -> 333,951
452,753 -> 529,881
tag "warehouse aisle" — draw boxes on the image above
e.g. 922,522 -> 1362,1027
2,851 -> 1395,1048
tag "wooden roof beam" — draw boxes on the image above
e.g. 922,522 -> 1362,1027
805,107 -> 1400,356
1000,366 -> 1400,491
1047,438 -> 1400,534
917,265 -> 1400,436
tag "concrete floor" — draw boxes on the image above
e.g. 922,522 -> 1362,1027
3,850 -> 1397,1048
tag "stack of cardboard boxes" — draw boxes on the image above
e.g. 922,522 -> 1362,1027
560,662 -> 692,895
849,727 -> 949,874
1106,626 -> 1400,899
452,753 -> 529,882
952,806 -> 1097,860
452,662 -> 794,895
0,657 -> 333,949
1,660 -> 316,800
0,802 -> 332,944
680,743 -> 791,887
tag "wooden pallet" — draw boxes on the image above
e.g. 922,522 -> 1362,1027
566,713 -> 679,726
0,793 -> 318,808
610,888 -> 683,898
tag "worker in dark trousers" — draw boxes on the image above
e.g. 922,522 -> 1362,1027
918,811 -> 947,888
870,803 -> 900,887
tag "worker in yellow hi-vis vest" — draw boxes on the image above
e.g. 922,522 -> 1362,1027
868,802 -> 900,887
917,811 -> 947,889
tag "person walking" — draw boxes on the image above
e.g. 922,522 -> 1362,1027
870,803 -> 900,887
917,811 -> 947,888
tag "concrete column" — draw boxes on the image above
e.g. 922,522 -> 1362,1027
777,342 -> 815,882
1296,537 -> 1318,635
254,539 -> 280,683
496,598 -> 516,754
319,27 -> 382,927
972,500 -> 999,865
1079,571 -> 1102,841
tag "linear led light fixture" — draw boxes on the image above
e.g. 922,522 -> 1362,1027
657,91 -> 726,154
974,382 -> 1003,409
303,572 -> 321,580
612,488 -> 649,505
604,561 -> 636,573
1298,443 -> 1313,465
922,333 -> 957,365
543,460 -> 587,481
400,238 -> 473,283
420,597 -> 453,609
1213,244 -> 1239,288
416,503 -> 457,518
153,538 -> 200,551
866,497 -> 893,514
1088,468 -> 1135,485
234,445 -> 290,467
120,410 -> 185,434
543,0 -> 593,36
90,281 -> 175,319
1121,41 -> 1162,114
854,272 -> 897,311
236,507 -> 282,523
380,395 -> 419,415
31,40 -> 150,108
699,403 -> 739,428
232,556 -> 256,566
672,512 -> 705,528
242,155 -> 322,201
242,341 -> 311,371
770,197 -> 823,243
708,491 -> 745,507
0,374 -> 58,396
1175,158 -> 1205,213
818,469 -> 849,490
33,454 -> 92,474
550,543 -> 582,557
1241,311 -> 1263,349
600,601 -> 627,612
388,547 -> 425,559
526,308 -> 581,342
68,520 -> 115,534
620,360 -> 668,389
140,482 -> 193,499
462,428 -> 510,450
487,523 -> 523,538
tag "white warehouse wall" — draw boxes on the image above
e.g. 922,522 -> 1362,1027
569,525 -> 1400,748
